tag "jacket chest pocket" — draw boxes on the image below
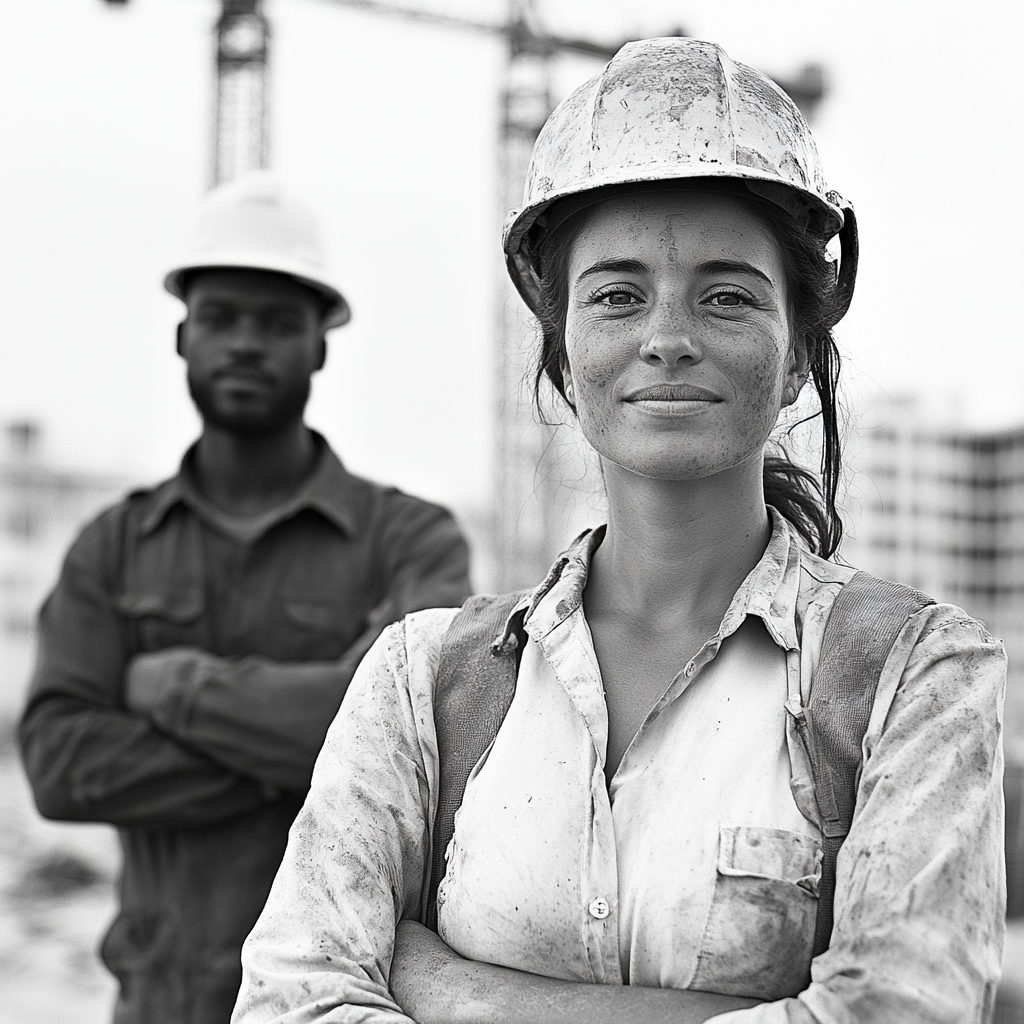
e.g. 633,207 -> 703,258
116,590 -> 206,653
692,825 -> 821,1001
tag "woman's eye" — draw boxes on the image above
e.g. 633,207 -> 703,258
707,291 -> 750,307
594,289 -> 641,307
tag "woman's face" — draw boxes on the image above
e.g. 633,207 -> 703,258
562,191 -> 806,483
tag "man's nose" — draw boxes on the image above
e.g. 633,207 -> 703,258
225,317 -> 266,357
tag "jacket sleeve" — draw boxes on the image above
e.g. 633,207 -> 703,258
709,605 -> 1007,1024
232,609 -> 457,1024
18,511 -> 268,829
123,502 -> 471,793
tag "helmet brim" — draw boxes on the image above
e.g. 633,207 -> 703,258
503,175 -> 855,321
163,254 -> 351,329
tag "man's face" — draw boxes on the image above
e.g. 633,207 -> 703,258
180,269 -> 326,436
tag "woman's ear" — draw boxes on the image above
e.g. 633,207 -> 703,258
560,360 -> 576,409
782,335 -> 812,407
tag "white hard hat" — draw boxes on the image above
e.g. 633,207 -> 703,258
504,38 -> 857,320
164,172 -> 351,328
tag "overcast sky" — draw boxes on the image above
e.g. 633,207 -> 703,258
2,0 -> 1022,516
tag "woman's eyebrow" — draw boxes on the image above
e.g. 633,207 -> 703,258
697,259 -> 776,287
576,258 -> 651,281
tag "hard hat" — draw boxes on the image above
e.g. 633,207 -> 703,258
504,37 -> 857,321
164,172 -> 351,328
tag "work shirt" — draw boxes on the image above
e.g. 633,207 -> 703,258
233,509 -> 1006,1024
18,435 -> 472,1024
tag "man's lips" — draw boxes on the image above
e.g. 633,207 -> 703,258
214,367 -> 274,387
623,383 -> 721,402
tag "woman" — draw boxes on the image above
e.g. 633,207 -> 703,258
233,38 -> 1005,1024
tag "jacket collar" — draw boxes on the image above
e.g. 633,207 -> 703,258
138,432 -> 361,540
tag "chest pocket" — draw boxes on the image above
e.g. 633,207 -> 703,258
692,825 -> 821,1001
116,589 -> 206,653
279,594 -> 369,660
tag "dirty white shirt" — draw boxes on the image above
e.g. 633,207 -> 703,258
233,511 -> 1006,1024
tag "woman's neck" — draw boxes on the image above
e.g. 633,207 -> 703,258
587,456 -> 771,635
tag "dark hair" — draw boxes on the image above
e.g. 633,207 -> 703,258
530,187 -> 845,559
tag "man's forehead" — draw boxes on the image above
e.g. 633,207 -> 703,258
185,269 -> 316,308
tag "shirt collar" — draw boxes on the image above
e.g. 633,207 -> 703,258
502,507 -> 803,653
138,432 -> 361,540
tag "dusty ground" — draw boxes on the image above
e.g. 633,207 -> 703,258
0,730 -> 118,1024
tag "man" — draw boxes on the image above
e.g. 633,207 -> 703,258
18,173 -> 472,1024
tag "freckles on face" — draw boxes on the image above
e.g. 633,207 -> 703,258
561,191 -> 798,481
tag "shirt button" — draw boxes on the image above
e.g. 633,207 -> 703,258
683,663 -> 695,678
588,896 -> 610,920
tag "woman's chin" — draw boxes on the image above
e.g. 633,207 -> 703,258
596,444 -> 764,486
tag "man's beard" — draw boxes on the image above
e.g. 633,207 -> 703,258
187,370 -> 311,437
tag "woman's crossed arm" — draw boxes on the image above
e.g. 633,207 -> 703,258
390,921 -> 764,1024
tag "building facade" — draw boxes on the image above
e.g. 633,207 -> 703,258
842,403 -> 1024,741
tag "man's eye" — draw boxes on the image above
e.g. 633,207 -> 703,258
265,315 -> 304,334
199,312 -> 234,329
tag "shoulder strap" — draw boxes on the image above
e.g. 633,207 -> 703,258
805,571 -> 934,957
425,591 -> 528,931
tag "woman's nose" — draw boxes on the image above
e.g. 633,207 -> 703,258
638,312 -> 703,366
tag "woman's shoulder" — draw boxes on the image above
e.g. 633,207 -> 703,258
794,546 -> 1003,683
378,606 -> 464,677
387,594 -> 529,682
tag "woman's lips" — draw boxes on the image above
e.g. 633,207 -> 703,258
624,383 -> 721,403
623,383 -> 722,417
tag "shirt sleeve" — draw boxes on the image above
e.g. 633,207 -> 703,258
708,605 -> 1007,1024
18,511 -> 268,829
232,609 -> 455,1024
124,504 -> 473,794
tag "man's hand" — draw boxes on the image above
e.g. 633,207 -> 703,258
124,647 -> 223,717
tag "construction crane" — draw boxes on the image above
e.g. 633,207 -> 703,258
101,0 -> 826,590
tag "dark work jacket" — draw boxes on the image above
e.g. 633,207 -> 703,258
18,436 -> 472,1024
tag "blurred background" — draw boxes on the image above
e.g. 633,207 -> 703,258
1,0 -> 1023,1020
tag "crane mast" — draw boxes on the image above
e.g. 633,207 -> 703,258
492,2 -> 608,589
212,0 -> 271,186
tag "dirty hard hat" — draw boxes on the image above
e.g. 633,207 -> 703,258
164,172 -> 351,328
503,37 -> 857,320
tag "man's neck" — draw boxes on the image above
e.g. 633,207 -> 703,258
192,420 -> 318,517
